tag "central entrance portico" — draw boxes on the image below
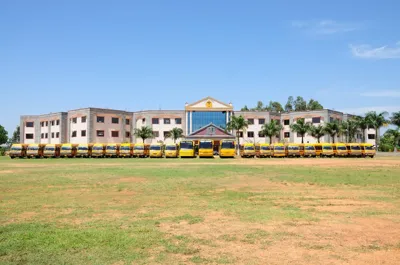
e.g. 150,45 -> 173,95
186,123 -> 235,152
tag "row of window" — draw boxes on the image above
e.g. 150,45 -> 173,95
41,132 -> 60,139
94,130 -> 130,138
246,117 -> 323,126
94,116 -> 130,125
40,120 -> 60,127
151,118 -> 182,125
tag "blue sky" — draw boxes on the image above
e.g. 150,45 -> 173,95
1,0 -> 400,134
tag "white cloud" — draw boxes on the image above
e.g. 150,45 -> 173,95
350,42 -> 400,59
360,90 -> 400,97
291,20 -> 359,35
338,106 -> 400,115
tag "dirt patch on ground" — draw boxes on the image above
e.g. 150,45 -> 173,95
115,177 -> 147,183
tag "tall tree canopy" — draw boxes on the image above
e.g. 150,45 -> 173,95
0,125 -> 8,145
10,126 -> 20,144
226,115 -> 249,155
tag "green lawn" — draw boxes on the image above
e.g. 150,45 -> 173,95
1,157 -> 400,264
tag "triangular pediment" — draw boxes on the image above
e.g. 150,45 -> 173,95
187,123 -> 235,138
185,96 -> 233,110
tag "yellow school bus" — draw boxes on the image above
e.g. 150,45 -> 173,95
256,143 -> 271,158
220,140 -> 236,158
303,144 -> 316,157
43,144 -> 61,158
313,144 -> 322,157
320,143 -> 334,157
27,144 -> 45,158
9,144 -> 28,159
105,143 -> 119,158
346,143 -> 362,157
240,143 -> 256,158
165,144 -> 179,158
333,143 -> 348,157
286,143 -> 301,157
76,144 -> 92,158
360,143 -> 376,158
60,144 -> 77,158
119,143 -> 133,158
199,139 -> 214,158
150,143 -> 164,158
91,143 -> 105,158
179,140 -> 196,158
272,143 -> 286,157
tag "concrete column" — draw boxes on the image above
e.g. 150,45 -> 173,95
189,111 -> 192,133
34,118 -> 40,143
20,118 -> 24,144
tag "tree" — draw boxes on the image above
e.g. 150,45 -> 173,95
0,125 -> 8,145
294,96 -> 307,111
165,127 -> 183,143
10,126 -> 20,144
267,101 -> 284,112
260,120 -> 283,144
285,96 -> 294,112
226,115 -> 249,155
341,119 -> 359,143
308,125 -> 325,143
133,126 -> 154,143
255,101 -> 264,111
355,116 -> 368,142
241,105 -> 249,111
324,121 -> 341,143
290,118 -> 311,144
385,128 -> 400,152
365,111 -> 389,147
391,111 -> 400,127
307,99 -> 324,110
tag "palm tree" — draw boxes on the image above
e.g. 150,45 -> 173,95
165,127 -> 183,143
341,119 -> 360,143
385,128 -> 400,152
324,121 -> 341,143
290,118 -> 311,144
226,115 -> 249,155
365,111 -> 389,147
308,125 -> 325,143
355,116 -> 368,142
133,126 -> 154,143
391,111 -> 400,127
260,120 -> 283,144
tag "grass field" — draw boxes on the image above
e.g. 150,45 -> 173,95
1,157 -> 400,265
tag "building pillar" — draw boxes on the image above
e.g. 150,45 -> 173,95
189,111 -> 192,134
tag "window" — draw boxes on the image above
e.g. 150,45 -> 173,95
41,133 -> 44,139
81,116 -> 86,123
297,132 -> 304,138
258,118 -> 265,125
152,118 -> 159,124
142,118 -> 146,123
41,122 -> 44,127
71,131 -> 77,138
46,121 -> 48,126
26,133 -> 34,139
111,131 -> 119,137
247,131 -> 254,138
81,130 -> 86,137
284,119 -> 290,125
56,132 -> 60,138
51,120 -> 55,126
164,118 -> 171,124
51,132 -> 54,138
97,130 -> 104,137
97,116 -> 105,123
112,117 -> 119,124
164,131 -> 170,137
56,120 -> 60,125
72,117 -> 77,124
368,134 -> 375,139
45,133 -> 48,139
238,132 -> 244,137
125,119 -> 130,125
312,117 -> 321,124
26,122 -> 34,127
248,119 -> 254,125
192,111 -> 227,132
175,118 -> 182,124
125,132 -> 130,138
258,131 -> 265,137
153,131 -> 159,137
284,132 -> 290,138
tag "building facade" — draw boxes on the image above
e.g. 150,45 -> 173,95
20,96 -> 376,145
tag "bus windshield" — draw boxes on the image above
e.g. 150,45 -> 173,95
365,146 -> 374,150
78,146 -> 88,151
45,147 -> 55,151
323,146 -> 332,150
261,146 -> 270,150
180,142 -> 193,149
106,146 -> 117,150
221,142 -> 234,149
120,146 -> 130,150
11,146 -> 22,151
199,141 -> 213,149
305,146 -> 315,150
245,146 -> 255,150
61,146 -> 71,150
134,146 -> 144,150
93,146 -> 103,150
288,146 -> 299,150
28,146 -> 38,150
351,146 -> 361,150
165,145 -> 176,150
150,146 -> 161,150
274,146 -> 284,151
337,146 -> 347,150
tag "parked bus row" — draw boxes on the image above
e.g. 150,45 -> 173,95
8,140 -> 375,159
